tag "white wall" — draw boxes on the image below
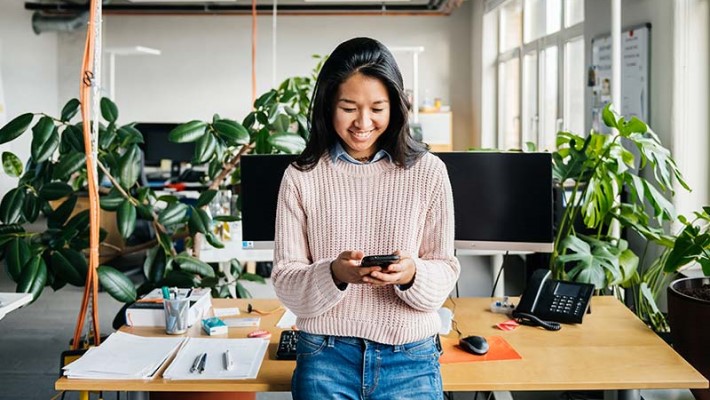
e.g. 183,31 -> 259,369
0,2 -> 58,196
57,3 -> 473,149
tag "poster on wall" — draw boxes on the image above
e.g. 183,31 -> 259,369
591,23 -> 650,133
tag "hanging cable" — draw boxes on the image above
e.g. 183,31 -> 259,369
72,0 -> 102,350
251,0 -> 257,105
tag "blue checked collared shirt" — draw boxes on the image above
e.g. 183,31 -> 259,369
330,141 -> 392,165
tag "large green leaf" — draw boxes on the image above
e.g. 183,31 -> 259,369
240,272 -> 266,284
100,97 -> 119,122
17,256 -> 47,301
99,194 -> 124,211
188,207 -> 208,235
196,190 -> 218,208
557,235 -> 617,289
39,182 -> 73,200
98,265 -> 137,303
51,249 -> 87,286
268,132 -> 306,154
6,238 -> 30,282
118,145 -> 141,188
60,98 -> 81,122
99,122 -> 118,149
0,113 -> 33,145
0,188 -> 26,224
23,192 -> 40,222
52,152 -> 86,180
117,125 -> 144,146
254,90 -> 277,109
192,131 -> 217,164
31,117 -> 59,163
117,200 -> 137,239
143,247 -> 167,284
213,120 -> 250,146
174,254 -> 215,278
2,152 -> 23,177
61,125 -> 85,154
158,202 -> 189,226
205,232 -> 224,249
169,121 -> 207,143
47,195 -> 77,228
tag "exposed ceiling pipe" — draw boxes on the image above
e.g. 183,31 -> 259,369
32,11 -> 89,34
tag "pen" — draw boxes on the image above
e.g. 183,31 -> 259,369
190,353 -> 203,373
198,352 -> 207,374
161,286 -> 171,300
223,349 -> 234,371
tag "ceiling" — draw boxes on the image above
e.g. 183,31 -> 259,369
25,0 -> 463,15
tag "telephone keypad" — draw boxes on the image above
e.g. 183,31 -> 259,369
551,295 -> 584,316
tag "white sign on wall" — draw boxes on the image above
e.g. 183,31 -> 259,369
591,24 -> 650,133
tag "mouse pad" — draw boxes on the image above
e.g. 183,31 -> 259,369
439,336 -> 522,363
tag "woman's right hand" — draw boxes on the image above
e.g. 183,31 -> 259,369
330,250 -> 381,285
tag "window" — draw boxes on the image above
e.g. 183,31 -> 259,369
485,0 -> 584,151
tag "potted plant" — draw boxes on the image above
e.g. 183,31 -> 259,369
550,104 -> 690,332
665,209 -> 710,400
0,57 -> 323,304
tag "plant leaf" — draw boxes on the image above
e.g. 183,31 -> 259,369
0,188 -> 26,224
205,232 -> 224,249
2,152 -> 23,177
174,254 -> 215,278
98,265 -> 137,302
196,190 -> 218,208
31,116 -> 59,162
51,249 -> 87,286
23,192 -> 40,222
169,121 -> 207,143
117,200 -> 136,239
118,145 -> 141,189
52,152 -> 86,180
268,132 -> 306,154
60,98 -> 81,122
158,202 -> 189,226
192,131 -> 217,164
143,247 -> 167,284
100,97 -> 119,122
39,182 -> 73,200
6,238 -> 30,282
17,256 -> 47,302
0,113 -> 33,145
213,120 -> 250,146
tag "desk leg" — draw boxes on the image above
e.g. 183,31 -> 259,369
491,254 -> 504,297
604,389 -> 640,400
126,392 -> 149,400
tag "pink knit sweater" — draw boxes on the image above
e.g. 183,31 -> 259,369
272,152 -> 460,345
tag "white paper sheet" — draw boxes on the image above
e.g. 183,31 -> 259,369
276,309 -> 297,328
163,337 -> 269,380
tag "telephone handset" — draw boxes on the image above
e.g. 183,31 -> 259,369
512,269 -> 594,331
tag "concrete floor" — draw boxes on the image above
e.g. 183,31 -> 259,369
0,276 -> 697,400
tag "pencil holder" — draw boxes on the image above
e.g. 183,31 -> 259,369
163,298 -> 189,334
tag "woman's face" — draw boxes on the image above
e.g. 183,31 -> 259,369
332,72 -> 390,159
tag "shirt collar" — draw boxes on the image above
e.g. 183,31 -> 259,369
330,141 -> 392,165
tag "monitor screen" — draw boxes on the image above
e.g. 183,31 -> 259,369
135,123 -> 196,166
435,152 -> 553,252
240,154 -> 299,249
240,152 -> 553,253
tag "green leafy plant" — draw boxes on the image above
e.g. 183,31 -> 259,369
0,57 -> 323,303
551,104 -> 691,331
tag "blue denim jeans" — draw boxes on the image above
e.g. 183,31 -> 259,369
291,332 -> 443,400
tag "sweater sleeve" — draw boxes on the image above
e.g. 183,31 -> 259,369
395,163 -> 460,312
271,168 -> 347,318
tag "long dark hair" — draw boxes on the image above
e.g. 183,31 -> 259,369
295,37 -> 427,171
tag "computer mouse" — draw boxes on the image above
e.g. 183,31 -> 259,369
459,335 -> 489,355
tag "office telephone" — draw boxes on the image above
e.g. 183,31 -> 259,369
512,269 -> 594,331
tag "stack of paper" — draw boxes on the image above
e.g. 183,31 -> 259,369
163,337 -> 268,380
63,332 -> 185,380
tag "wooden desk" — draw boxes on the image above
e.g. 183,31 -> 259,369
56,297 -> 708,397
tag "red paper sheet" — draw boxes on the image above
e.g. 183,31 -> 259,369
439,335 -> 522,363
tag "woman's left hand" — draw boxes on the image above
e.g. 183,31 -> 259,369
363,250 -> 416,286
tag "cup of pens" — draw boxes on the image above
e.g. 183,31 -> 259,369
163,295 -> 189,335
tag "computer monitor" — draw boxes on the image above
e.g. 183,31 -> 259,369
240,154 -> 299,249
135,122 -> 196,178
240,152 -> 553,253
435,152 -> 553,252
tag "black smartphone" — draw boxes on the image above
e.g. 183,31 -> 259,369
360,255 -> 400,268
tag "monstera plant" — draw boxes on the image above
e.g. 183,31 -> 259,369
550,104 -> 691,331
0,57 -> 322,303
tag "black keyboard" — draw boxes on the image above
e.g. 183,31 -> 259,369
276,330 -> 298,360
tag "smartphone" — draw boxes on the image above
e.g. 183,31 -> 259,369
360,255 -> 400,268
